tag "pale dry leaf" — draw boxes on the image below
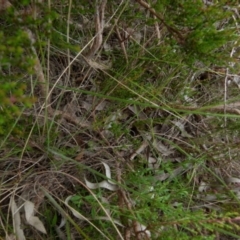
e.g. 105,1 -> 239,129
10,197 -> 26,240
81,101 -> 92,110
82,100 -> 106,111
63,102 -> 78,116
147,186 -> 155,199
24,201 -> 47,234
55,217 -> 67,240
103,42 -> 112,52
85,58 -> 110,70
64,196 -> 86,221
104,111 -> 122,129
200,194 -> 217,201
168,165 -> 191,180
128,105 -> 146,119
155,164 -> 191,182
131,30 -> 142,44
227,177 -> 240,184
84,178 -> 118,191
172,120 -> 193,138
102,162 -> 116,185
152,140 -> 174,156
130,141 -> 149,161
134,222 -> 151,239
85,162 -> 118,191
101,129 -> 114,138
199,193 -> 228,201
154,172 -> 170,181
58,216 -> 66,229
55,227 -> 67,240
148,156 -> 160,169
198,181 -> 209,192
95,100 -> 107,111
184,94 -> 193,102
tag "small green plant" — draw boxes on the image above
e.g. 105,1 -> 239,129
0,9 -> 36,135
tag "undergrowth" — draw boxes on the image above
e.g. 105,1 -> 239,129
1,0 -> 240,239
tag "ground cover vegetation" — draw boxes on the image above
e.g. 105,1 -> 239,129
1,0 -> 240,239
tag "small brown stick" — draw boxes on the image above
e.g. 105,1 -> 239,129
85,0 -> 107,58
154,15 -> 161,45
135,0 -> 185,44
115,20 -> 128,63
176,102 -> 240,115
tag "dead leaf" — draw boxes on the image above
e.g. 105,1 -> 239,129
172,120 -> 193,138
85,58 -> 110,70
24,201 -> 46,234
134,222 -> 151,239
198,181 -> 209,192
10,197 -> 26,240
148,156 -> 160,169
85,162 -> 118,191
152,140 -> 174,156
85,178 -> 118,191
130,140 -> 149,161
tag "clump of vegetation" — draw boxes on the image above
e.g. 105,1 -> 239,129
1,0 -> 240,239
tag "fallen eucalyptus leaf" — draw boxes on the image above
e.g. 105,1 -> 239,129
152,140 -> 174,156
55,217 -> 67,240
10,197 -> 26,240
85,178 -> 118,191
65,196 -> 88,221
24,201 -> 47,234
84,162 -> 118,191
102,162 -> 116,185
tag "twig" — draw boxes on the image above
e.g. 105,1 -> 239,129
85,0 -> 107,58
115,19 -> 128,63
135,0 -> 185,44
175,102 -> 240,115
154,16 -> 161,45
